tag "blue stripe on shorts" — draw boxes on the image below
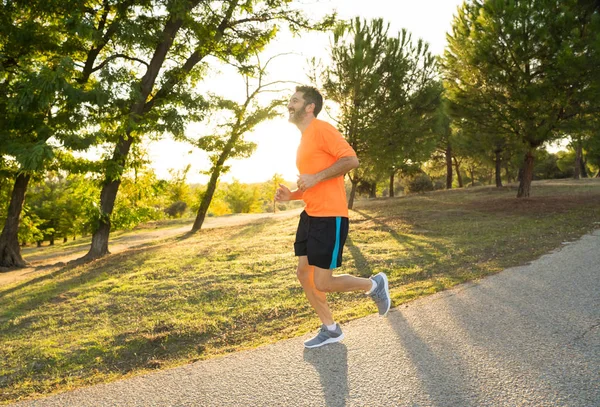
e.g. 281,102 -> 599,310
329,217 -> 341,269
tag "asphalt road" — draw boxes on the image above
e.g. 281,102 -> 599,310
12,230 -> 600,407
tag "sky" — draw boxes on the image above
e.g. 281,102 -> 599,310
147,0 -> 466,185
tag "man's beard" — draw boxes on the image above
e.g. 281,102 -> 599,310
289,105 -> 308,124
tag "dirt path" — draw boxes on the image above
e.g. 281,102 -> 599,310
0,208 -> 302,287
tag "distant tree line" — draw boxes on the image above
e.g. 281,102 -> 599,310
312,1 -> 599,208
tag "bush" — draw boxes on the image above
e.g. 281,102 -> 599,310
405,174 -> 434,194
165,201 -> 187,218
433,178 -> 446,190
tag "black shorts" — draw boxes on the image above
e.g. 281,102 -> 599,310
294,210 -> 349,269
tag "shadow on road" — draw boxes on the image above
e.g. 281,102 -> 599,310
386,311 -> 478,407
303,343 -> 349,407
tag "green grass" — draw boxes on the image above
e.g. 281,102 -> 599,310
1,179 -> 600,404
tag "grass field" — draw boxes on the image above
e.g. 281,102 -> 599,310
1,179 -> 599,404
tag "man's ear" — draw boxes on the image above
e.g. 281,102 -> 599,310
305,102 -> 315,114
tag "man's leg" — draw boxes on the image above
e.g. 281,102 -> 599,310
312,266 -> 372,293
296,255 -> 335,326
312,265 -> 391,317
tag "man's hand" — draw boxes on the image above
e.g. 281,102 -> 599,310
297,174 -> 321,192
275,183 -> 293,202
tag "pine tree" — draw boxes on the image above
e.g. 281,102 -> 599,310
443,0 -> 600,197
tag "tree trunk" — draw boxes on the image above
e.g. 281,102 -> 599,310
495,150 -> 503,187
0,173 -> 31,268
505,163 -> 513,184
80,7 -> 194,261
348,177 -> 358,210
84,135 -> 136,261
192,133 -> 240,232
517,149 -> 535,198
369,182 -> 376,199
453,157 -> 463,188
389,172 -> 395,198
574,141 -> 582,180
581,156 -> 589,178
446,142 -> 453,189
83,171 -> 128,260
192,166 -> 222,232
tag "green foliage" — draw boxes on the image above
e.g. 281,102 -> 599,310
224,179 -> 261,213
584,133 -> 600,176
317,17 -> 441,192
111,169 -> 167,230
405,173 -> 434,194
0,2 -> 102,171
17,208 -> 44,245
166,164 -> 194,210
22,173 -> 100,244
555,149 -> 578,178
442,0 -> 600,195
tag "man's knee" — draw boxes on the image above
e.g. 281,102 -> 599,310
314,274 -> 334,292
296,264 -> 312,285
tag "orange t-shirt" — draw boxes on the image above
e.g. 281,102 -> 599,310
296,119 -> 356,217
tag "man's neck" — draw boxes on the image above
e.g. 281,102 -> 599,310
296,116 -> 316,134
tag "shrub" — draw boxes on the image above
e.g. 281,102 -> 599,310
165,201 -> 188,218
405,174 -> 434,194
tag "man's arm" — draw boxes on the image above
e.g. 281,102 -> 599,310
296,155 -> 359,192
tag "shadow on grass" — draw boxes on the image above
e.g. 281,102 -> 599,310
352,208 -> 454,272
0,261 -> 82,301
0,245 -> 162,322
230,218 -> 274,239
1,325 -> 209,401
345,236 -> 372,278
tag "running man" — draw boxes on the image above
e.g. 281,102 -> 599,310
275,85 -> 391,349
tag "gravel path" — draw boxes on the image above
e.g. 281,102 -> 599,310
11,230 -> 600,407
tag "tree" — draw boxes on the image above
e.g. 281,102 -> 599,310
583,128 -> 600,177
369,34 -> 441,197
433,102 -> 454,190
443,0 -> 600,198
78,0 -> 332,260
0,0 -> 99,267
224,179 -> 260,213
266,173 -> 286,213
318,18 -> 389,208
318,18 -> 439,206
190,55 -> 287,232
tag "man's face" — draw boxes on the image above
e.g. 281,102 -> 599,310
287,91 -> 312,124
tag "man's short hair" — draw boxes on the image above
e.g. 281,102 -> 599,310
296,85 -> 323,117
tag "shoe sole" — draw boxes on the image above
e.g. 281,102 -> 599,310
303,333 -> 345,349
379,272 -> 391,317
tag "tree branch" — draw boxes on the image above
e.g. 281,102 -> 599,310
143,0 -> 240,113
91,54 -> 150,73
